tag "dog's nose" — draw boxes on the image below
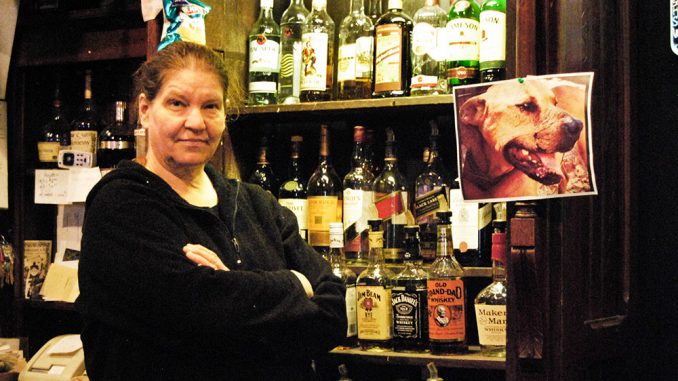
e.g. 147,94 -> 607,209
562,116 -> 583,136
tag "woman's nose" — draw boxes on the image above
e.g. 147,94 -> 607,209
185,107 -> 206,129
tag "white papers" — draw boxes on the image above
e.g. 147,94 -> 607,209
40,261 -> 79,303
55,204 -> 84,263
34,168 -> 102,204
0,0 -> 19,99
45,335 -> 82,355
0,101 -> 7,208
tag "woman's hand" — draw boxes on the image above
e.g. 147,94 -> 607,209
183,244 -> 229,271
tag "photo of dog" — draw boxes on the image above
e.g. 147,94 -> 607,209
453,73 -> 597,201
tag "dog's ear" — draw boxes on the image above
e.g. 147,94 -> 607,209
459,95 -> 489,174
459,95 -> 487,127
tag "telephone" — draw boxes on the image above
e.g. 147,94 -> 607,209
19,335 -> 85,381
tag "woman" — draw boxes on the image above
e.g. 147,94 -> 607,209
76,41 -> 347,380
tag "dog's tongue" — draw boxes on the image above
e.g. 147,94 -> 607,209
536,153 -> 564,178
506,147 -> 563,185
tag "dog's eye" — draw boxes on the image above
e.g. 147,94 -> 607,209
517,102 -> 538,113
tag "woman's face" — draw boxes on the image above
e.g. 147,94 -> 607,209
139,66 -> 226,171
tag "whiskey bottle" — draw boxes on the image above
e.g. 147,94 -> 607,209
447,0 -> 481,87
301,0 -> 335,102
307,125 -> 343,256
248,136 -> 278,195
428,210 -> 467,354
337,0 -> 374,100
449,178 -> 493,267
37,77 -> 69,168
357,219 -> 395,351
373,0 -> 413,97
329,222 -> 358,347
248,0 -> 281,105
410,0 -> 449,95
98,101 -> 135,170
343,126 -> 375,264
479,0 -> 506,82
474,202 -> 507,357
71,69 -> 100,165
392,225 -> 429,352
279,135 -> 308,241
278,0 -> 309,104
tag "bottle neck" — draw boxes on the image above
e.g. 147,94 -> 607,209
350,0 -> 365,14
312,0 -> 327,11
288,155 -> 301,178
492,259 -> 506,282
259,6 -> 274,20
351,142 -> 367,168
436,222 -> 453,259
387,0 -> 402,11
368,231 -> 385,265
257,147 -> 270,165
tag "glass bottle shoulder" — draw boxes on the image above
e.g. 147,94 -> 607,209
344,167 -> 375,189
413,4 -> 448,26
377,9 -> 414,26
475,280 -> 507,305
429,256 -> 464,278
281,3 -> 309,24
449,1 -> 481,19
357,265 -> 396,284
305,9 -> 336,31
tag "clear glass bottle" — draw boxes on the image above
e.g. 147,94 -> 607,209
329,222 -> 358,347
37,77 -> 69,169
70,69 -> 100,165
373,0 -> 414,97
447,0 -> 481,88
373,128 -> 409,263
392,225 -> 429,352
98,101 -> 135,170
278,135 -> 308,241
343,126 -> 375,264
427,210 -> 467,354
474,202 -> 507,357
357,219 -> 395,351
278,0 -> 309,104
307,125 -> 343,256
248,136 -> 278,195
248,0 -> 281,105
300,0 -> 335,102
479,0 -> 506,82
337,0 -> 374,100
410,0 -> 449,95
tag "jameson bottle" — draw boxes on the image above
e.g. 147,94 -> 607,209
98,101 -> 135,170
474,202 -> 508,357
337,0 -> 374,100
343,126 -> 376,264
479,0 -> 506,82
392,225 -> 429,352
37,77 -> 69,168
248,0 -> 281,105
373,0 -> 413,97
71,69 -> 100,165
279,136 -> 308,241
278,0 -> 309,104
410,0 -> 449,95
357,219 -> 395,351
300,0 -> 335,102
248,136 -> 278,194
428,211 -> 467,354
329,222 -> 358,347
450,178 -> 493,267
307,125 -> 343,256
447,0 -> 481,87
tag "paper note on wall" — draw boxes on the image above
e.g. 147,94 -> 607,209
0,0 -> 19,99
35,169 -> 71,204
0,101 -> 7,209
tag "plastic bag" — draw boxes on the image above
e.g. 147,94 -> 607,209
159,0 -> 211,51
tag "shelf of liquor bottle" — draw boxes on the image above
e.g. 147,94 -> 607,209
327,345 -> 505,370
20,299 -> 76,311
348,265 -> 492,278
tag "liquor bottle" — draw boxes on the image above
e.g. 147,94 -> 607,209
343,126 -> 375,264
337,0 -> 374,100
392,225 -> 429,352
474,202 -> 507,357
70,69 -> 100,165
428,210 -> 467,354
357,219 -> 395,351
364,128 -> 381,176
37,78 -> 69,168
410,0 -> 449,95
368,0 -> 383,25
307,125 -> 343,256
300,0 -> 335,102
248,136 -> 278,194
278,135 -> 308,241
98,101 -> 135,170
373,0 -> 413,97
479,0 -> 506,82
248,0 -> 281,105
447,0 -> 481,88
373,128 -> 409,263
278,0 -> 309,104
449,178 -> 493,267
414,123 -> 450,262
329,222 -> 358,347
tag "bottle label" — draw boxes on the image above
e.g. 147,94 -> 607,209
346,284 -> 358,338
475,304 -> 506,346
343,188 -> 372,252
392,288 -> 427,340
414,186 -> 449,224
70,130 -> 97,156
249,81 -> 277,93
337,43 -> 357,82
355,36 -> 374,79
280,24 -> 304,98
249,35 -> 280,73
447,18 -> 480,61
99,141 -> 131,150
479,10 -> 506,68
301,32 -> 329,92
357,286 -> 392,340
411,74 -> 439,89
37,142 -> 60,162
374,24 -> 403,92
427,279 -> 465,340
434,26 -> 454,61
308,195 -> 341,246
279,198 -> 308,238
412,22 -> 436,57
374,191 -> 405,219
449,189 -> 491,251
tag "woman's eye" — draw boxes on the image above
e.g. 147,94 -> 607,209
517,102 -> 538,113
167,99 -> 185,109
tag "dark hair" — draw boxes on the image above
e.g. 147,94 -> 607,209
133,41 -> 228,103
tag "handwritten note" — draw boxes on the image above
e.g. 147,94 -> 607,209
35,169 -> 70,204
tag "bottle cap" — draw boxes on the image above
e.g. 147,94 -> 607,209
491,231 -> 507,262
353,126 -> 365,142
261,0 -> 273,8
436,210 -> 452,224
403,225 -> 420,261
368,219 -> 382,232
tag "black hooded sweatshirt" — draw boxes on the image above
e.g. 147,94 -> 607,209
76,160 -> 346,380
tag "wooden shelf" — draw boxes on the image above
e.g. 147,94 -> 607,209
22,299 -> 75,311
327,345 -> 505,370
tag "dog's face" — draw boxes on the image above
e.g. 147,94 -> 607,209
460,79 -> 584,186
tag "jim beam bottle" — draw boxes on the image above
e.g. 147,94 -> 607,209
329,222 -> 358,347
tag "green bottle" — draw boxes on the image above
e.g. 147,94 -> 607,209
447,0 -> 481,88
479,0 -> 506,82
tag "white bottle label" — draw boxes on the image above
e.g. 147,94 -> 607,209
249,36 -> 280,73
475,304 -> 507,346
343,188 -> 365,229
301,32 -> 329,91
412,22 -> 436,57
279,198 -> 308,233
480,10 -> 506,63
449,188 -> 479,250
70,130 -> 98,156
249,82 -> 277,93
355,36 -> 374,78
447,18 -> 480,61
435,26 -> 454,61
374,24 -> 403,92
346,284 -> 357,337
337,43 -> 357,82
